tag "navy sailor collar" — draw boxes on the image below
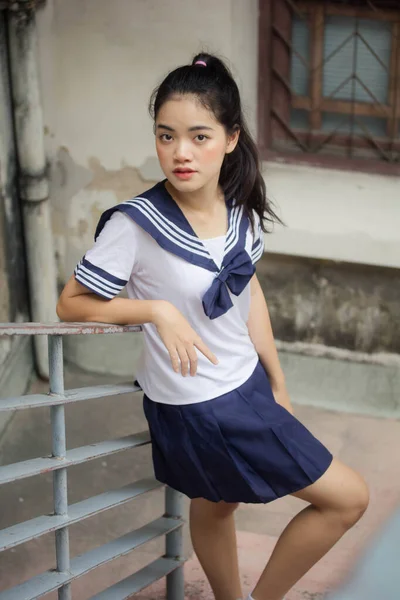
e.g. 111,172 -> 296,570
95,181 -> 255,319
95,181 -> 249,273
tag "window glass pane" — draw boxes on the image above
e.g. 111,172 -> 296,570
355,116 -> 387,137
291,15 -> 310,96
322,113 -> 387,137
290,108 -> 309,129
323,16 -> 391,104
356,19 -> 391,104
321,112 -> 352,133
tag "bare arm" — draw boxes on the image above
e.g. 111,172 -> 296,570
56,275 -> 160,325
56,276 -> 218,376
247,274 -> 294,414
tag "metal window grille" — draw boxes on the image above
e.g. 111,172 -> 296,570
0,323 -> 185,600
264,0 -> 400,163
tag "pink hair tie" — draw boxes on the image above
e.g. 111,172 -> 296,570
194,60 -> 207,67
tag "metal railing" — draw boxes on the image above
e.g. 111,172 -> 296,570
0,322 -> 185,600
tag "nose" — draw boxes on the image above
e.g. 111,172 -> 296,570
173,140 -> 193,163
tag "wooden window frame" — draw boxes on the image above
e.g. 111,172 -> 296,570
258,0 -> 400,175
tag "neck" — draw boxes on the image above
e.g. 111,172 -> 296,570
166,176 -> 224,214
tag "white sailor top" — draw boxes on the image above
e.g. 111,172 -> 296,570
74,181 -> 265,405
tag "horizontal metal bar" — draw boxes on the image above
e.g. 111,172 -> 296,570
0,517 -> 183,600
0,478 -> 162,552
0,322 -> 142,336
90,556 -> 185,600
0,432 -> 151,485
0,382 -> 141,412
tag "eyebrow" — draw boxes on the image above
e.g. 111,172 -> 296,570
156,124 -> 214,132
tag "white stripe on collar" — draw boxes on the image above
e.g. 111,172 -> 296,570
225,205 -> 243,255
125,197 -> 205,249
124,197 -> 210,258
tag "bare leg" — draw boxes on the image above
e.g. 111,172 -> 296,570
251,458 -> 369,600
189,498 -> 242,600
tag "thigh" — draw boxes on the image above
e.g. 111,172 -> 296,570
292,458 -> 369,510
190,497 -> 240,519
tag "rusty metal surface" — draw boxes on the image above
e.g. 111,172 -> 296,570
0,322 -> 142,336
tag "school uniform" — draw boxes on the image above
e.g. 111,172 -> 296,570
75,181 -> 332,503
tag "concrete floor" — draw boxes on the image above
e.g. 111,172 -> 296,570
0,361 -> 399,599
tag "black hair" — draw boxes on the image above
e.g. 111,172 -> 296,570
149,52 -> 283,233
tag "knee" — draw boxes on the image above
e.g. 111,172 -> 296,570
339,478 -> 369,529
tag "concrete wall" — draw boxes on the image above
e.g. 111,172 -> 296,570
265,163 -> 400,269
32,0 -> 400,374
257,254 -> 400,354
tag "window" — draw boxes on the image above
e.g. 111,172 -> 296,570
259,0 -> 400,168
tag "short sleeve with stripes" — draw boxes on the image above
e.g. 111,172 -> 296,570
74,211 -> 137,299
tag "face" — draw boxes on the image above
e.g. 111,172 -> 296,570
155,94 -> 239,193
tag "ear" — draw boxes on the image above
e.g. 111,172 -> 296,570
226,127 -> 240,154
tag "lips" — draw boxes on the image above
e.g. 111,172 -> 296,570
173,168 -> 197,181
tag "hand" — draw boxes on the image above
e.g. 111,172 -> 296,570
271,382 -> 294,415
151,301 -> 219,377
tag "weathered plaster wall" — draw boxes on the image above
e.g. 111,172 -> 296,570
264,163 -> 400,269
49,148 -> 155,282
258,254 -> 400,354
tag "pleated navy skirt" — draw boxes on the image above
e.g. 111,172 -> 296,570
143,361 -> 333,504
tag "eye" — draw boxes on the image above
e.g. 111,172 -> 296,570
159,134 -> 173,142
195,134 -> 209,142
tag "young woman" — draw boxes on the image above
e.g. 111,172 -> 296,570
57,53 -> 369,600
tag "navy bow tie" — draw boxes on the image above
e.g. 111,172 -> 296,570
202,249 -> 255,320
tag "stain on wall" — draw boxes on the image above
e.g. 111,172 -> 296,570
51,148 -> 156,231
50,147 -> 93,236
258,254 -> 400,354
87,157 -> 149,201
50,147 -> 158,283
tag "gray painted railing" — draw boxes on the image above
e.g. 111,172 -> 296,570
0,323 -> 185,600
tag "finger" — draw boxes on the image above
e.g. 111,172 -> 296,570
176,343 -> 190,377
193,338 -> 219,365
167,346 -> 181,374
185,346 -> 199,376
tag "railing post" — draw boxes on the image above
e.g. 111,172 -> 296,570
49,334 -> 71,600
165,486 -> 185,600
